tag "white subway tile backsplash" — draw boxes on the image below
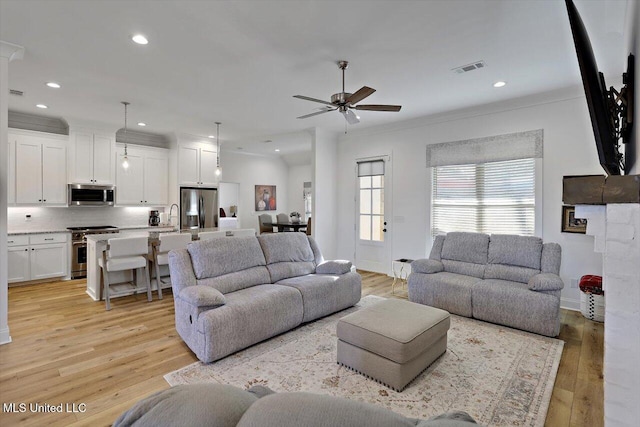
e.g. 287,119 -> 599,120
8,206 -> 165,232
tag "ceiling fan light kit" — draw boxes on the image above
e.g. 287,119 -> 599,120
293,60 -> 402,125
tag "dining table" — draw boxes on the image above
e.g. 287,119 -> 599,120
265,222 -> 308,232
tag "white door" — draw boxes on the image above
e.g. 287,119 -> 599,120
8,246 -> 30,283
42,142 -> 67,204
355,158 -> 392,274
15,138 -> 43,204
178,146 -> 200,185
144,154 -> 169,205
115,151 -> 144,205
93,134 -> 114,184
7,139 -> 15,205
199,146 -> 218,186
73,131 -> 95,184
30,244 -> 68,280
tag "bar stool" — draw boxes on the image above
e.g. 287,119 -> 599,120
99,236 -> 152,311
152,233 -> 192,299
198,230 -> 227,240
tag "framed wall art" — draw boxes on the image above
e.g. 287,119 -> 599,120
255,185 -> 277,211
561,205 -> 587,234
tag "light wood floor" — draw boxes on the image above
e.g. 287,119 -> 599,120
0,272 -> 603,426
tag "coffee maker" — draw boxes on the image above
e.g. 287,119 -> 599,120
149,210 -> 160,227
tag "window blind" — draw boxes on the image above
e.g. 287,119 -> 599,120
357,160 -> 385,177
432,158 -> 535,236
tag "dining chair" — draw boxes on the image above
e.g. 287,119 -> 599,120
258,214 -> 275,234
99,236 -> 152,311
152,233 -> 192,299
198,230 -> 227,240
305,217 -> 312,236
277,213 -> 292,232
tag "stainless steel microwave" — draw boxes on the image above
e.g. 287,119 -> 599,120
68,184 -> 115,206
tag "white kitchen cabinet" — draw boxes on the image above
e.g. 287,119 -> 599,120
7,233 -> 69,283
13,131 -> 67,206
8,139 -> 15,205
178,142 -> 218,186
8,246 -> 30,283
70,130 -> 115,184
116,144 -> 169,206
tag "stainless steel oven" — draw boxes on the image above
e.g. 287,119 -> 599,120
68,226 -> 118,279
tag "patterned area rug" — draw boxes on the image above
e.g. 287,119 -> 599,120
165,296 -> 564,426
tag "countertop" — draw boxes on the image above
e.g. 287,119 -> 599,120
8,225 -> 178,236
84,227 -> 223,242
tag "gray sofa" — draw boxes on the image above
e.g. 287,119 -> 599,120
408,232 -> 563,337
168,232 -> 361,363
114,384 -> 479,427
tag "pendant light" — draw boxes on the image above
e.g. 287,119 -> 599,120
215,121 -> 222,177
121,101 -> 130,170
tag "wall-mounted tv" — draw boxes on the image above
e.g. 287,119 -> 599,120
565,0 -> 632,176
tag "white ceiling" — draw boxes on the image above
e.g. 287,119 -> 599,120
0,0 -> 630,156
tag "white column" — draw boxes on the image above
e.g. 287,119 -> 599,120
311,127 -> 338,259
0,41 -> 24,345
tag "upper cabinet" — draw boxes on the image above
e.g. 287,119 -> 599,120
69,130 -> 115,184
10,130 -> 68,206
178,142 -> 218,187
115,144 -> 169,206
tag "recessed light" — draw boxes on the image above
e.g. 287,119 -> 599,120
493,81 -> 507,88
132,34 -> 148,45
275,149 -> 280,152
208,135 -> 215,139
36,104 -> 48,109
46,82 -> 61,89
137,122 -> 146,127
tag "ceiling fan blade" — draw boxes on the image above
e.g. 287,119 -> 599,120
293,95 -> 334,106
297,109 -> 336,119
345,86 -> 376,105
342,109 -> 360,125
355,104 -> 402,112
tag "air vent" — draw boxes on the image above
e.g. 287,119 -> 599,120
452,61 -> 487,74
9,89 -> 24,96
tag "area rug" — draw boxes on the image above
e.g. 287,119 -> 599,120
165,296 -> 564,426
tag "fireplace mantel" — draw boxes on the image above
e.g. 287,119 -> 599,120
562,174 -> 640,427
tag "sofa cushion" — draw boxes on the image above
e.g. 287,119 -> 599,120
472,279 -> 561,337
488,234 -> 543,270
187,236 -> 266,280
484,264 -> 540,284
178,285 -> 226,308
408,272 -> 480,317
528,273 -> 564,292
276,272 -> 361,323
316,260 -> 352,275
412,259 -> 444,274
266,262 -> 316,283
197,284 -> 303,362
441,259 -> 485,279
196,266 -> 271,294
441,232 -> 489,265
258,233 -> 315,264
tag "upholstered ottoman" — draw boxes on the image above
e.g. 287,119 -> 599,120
336,299 -> 450,391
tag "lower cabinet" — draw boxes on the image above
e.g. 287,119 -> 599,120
7,234 -> 69,283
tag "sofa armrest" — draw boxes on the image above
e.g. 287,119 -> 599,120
178,286 -> 226,308
316,260 -> 353,275
411,259 -> 444,274
528,273 -> 564,292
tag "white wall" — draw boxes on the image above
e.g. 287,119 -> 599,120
312,128 -> 339,259
287,164 -> 311,219
219,150 -> 289,233
337,94 -> 605,309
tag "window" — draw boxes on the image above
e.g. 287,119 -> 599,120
358,160 -> 384,242
431,158 -> 535,236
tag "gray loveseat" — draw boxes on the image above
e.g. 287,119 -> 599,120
114,384 -> 479,427
168,233 -> 361,363
408,232 -> 563,337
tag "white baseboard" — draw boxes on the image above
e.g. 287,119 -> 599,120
0,327 -> 12,345
561,297 -> 580,312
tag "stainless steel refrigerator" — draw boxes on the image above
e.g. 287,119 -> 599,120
180,187 -> 218,229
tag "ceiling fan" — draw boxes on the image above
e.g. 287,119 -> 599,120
294,60 -> 402,125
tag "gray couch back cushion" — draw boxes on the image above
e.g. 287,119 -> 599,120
484,264 -> 540,283
258,233 -> 316,282
488,234 -> 543,270
441,232 -> 489,265
187,236 -> 266,280
197,266 -> 271,294
441,259 -> 485,279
